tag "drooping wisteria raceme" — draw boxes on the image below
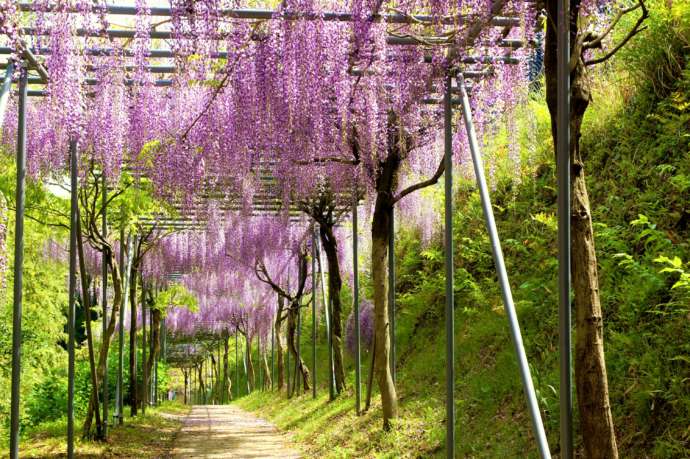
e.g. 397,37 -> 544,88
0,0 -> 539,428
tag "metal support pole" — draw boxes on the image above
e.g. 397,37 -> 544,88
141,289 -> 147,415
117,233 -> 132,424
353,199 -> 361,415
271,325 -> 275,391
9,65 -> 27,459
311,229 -> 317,399
317,236 -> 335,399
101,173 -> 108,436
443,72 -> 455,459
0,61 -> 15,127
459,76 -> 552,459
235,333 -> 239,399
297,302 -> 302,394
388,207 -> 396,384
557,0 -> 573,455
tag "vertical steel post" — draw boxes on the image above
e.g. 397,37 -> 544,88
317,236 -> 335,399
116,225 -> 124,423
557,0 -> 573,456
311,229 -> 317,399
9,65 -> 27,459
459,76 -> 552,459
443,72 -> 455,459
353,199 -> 361,415
141,288 -> 147,415
388,207 -> 396,383
297,301 -> 302,394
271,325 -> 275,391
101,173 -> 108,436
117,233 -> 132,424
0,61 -> 15,127
235,333 -> 239,399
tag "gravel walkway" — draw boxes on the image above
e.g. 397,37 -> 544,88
170,405 -> 301,458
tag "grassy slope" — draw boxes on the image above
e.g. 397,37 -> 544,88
237,4 -> 690,458
0,402 -> 190,458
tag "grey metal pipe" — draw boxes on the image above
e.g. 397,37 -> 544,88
101,173 -> 108,436
388,208 -> 396,384
311,228 -> 317,399
9,67 -> 28,459
117,233 -> 133,424
235,333 -> 239,399
0,61 -> 14,128
16,3 -> 519,26
67,138 -> 78,459
557,0 -> 573,456
443,72 -> 455,459
353,199 -> 361,415
271,325 -> 275,392
458,76 -> 551,459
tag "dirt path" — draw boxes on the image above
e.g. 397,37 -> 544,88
170,405 -> 301,458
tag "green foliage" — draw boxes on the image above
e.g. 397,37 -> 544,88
155,283 -> 198,313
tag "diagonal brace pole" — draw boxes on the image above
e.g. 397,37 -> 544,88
458,74 -> 552,459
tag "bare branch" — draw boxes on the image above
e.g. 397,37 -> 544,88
393,155 -> 445,203
585,0 -> 648,66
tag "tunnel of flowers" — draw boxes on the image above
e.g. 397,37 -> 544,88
0,0 -> 657,457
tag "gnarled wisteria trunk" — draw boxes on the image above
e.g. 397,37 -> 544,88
275,295 -> 286,392
319,224 -> 346,395
245,333 -> 255,392
83,245 -> 123,439
545,4 -> 618,456
370,152 -> 401,429
286,301 -> 311,393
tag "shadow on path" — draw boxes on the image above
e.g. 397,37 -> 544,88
170,405 -> 301,458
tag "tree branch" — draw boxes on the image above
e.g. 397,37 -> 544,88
585,0 -> 648,66
393,155 -> 445,203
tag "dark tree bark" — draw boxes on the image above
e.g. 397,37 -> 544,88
543,0 -> 646,454
286,298 -> 311,394
223,332 -> 231,401
275,296 -> 286,391
245,333 -> 255,392
318,224 -> 346,395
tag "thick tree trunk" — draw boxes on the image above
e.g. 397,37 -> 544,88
245,334 -> 255,391
262,349 -> 272,390
371,195 -> 398,429
145,307 -> 161,405
286,303 -> 311,393
545,4 -> 618,456
197,363 -> 206,404
223,333 -> 230,401
319,224 -> 346,394
275,297 -> 286,391
183,369 -> 188,404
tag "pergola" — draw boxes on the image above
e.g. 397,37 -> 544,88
0,2 -> 574,459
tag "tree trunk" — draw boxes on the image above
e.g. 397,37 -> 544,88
183,368 -> 188,404
371,196 -> 398,429
197,363 -> 206,404
145,306 -> 161,406
80,231 -> 123,439
275,296 -> 286,391
245,334 -> 255,391
319,224 -> 346,394
544,4 -> 618,455
262,349 -> 272,390
286,302 -> 311,393
223,333 -> 230,402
